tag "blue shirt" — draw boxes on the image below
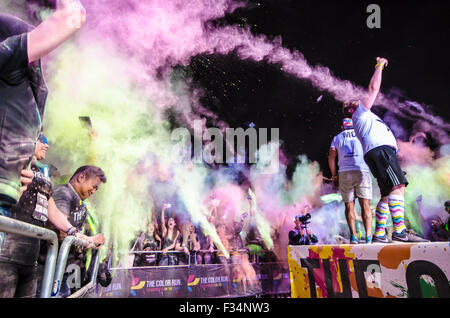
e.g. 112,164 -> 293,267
330,128 -> 370,172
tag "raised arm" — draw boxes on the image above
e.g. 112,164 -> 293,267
160,203 -> 170,237
362,57 -> 388,110
27,0 -> 86,63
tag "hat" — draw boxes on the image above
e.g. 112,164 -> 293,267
342,118 -> 353,128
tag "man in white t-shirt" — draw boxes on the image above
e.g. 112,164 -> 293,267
342,57 -> 428,243
329,118 -> 373,244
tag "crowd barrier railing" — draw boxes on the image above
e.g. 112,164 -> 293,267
51,235 -> 92,298
127,248 -> 252,268
67,250 -> 101,298
0,215 -> 58,298
129,250 -> 190,267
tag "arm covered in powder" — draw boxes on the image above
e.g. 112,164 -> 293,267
27,0 -> 86,63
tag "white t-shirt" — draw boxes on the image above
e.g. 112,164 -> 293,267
352,102 -> 398,155
330,129 -> 370,172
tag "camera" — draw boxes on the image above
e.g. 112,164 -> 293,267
296,213 -> 311,225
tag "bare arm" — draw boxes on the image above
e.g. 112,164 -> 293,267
47,197 -> 74,233
161,204 -> 169,237
47,198 -> 95,247
362,57 -> 388,110
27,0 -> 86,63
328,148 -> 338,187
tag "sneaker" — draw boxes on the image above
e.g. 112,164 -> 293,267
392,229 -> 430,243
366,236 -> 373,244
350,235 -> 358,244
372,234 -> 392,243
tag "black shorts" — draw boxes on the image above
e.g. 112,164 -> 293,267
364,145 -> 408,197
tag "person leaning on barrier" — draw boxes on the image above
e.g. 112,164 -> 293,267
0,134 -> 52,298
158,203 -> 180,266
176,222 -> 200,265
133,222 -> 161,267
41,165 -> 107,297
0,0 -> 87,234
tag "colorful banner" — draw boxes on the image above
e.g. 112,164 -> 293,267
97,263 -> 290,298
288,242 -> 450,298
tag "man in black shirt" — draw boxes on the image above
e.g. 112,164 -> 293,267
0,1 -> 86,208
49,165 -> 107,296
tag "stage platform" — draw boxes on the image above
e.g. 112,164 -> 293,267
288,242 -> 450,298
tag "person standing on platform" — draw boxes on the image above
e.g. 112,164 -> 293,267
328,118 -> 373,244
342,57 -> 428,243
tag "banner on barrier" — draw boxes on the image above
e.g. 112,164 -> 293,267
288,242 -> 450,298
97,263 -> 290,298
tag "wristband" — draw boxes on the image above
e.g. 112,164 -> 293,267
66,226 -> 76,235
375,63 -> 385,70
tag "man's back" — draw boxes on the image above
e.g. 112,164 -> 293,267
330,129 -> 369,172
352,102 -> 397,155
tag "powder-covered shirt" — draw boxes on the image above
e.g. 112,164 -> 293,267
52,184 -> 87,230
330,129 -> 369,172
0,15 -> 48,205
352,102 -> 398,155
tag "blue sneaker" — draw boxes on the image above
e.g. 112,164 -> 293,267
350,235 -> 358,244
366,236 -> 373,244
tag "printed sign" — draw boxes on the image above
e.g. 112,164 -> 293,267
97,263 -> 290,298
288,242 -> 450,298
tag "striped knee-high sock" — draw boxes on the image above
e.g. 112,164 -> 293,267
375,201 -> 389,237
388,194 -> 406,234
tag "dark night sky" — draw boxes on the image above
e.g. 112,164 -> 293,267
185,0 -> 450,178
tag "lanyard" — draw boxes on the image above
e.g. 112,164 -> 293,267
68,183 -> 98,234
68,183 -> 85,208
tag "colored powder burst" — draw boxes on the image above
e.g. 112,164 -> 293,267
403,156 -> 450,235
44,41 -> 176,264
5,0 -> 447,266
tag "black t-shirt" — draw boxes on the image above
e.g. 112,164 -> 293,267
52,184 -> 88,230
0,163 -> 52,266
46,184 -> 89,266
0,15 -> 48,205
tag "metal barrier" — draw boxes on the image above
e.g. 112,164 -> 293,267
127,248 -> 251,268
128,250 -> 189,267
0,215 -> 58,298
51,235 -> 91,298
67,250 -> 101,298
194,249 -> 249,265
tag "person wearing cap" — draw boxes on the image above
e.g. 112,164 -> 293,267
328,118 -> 373,244
0,0 -> 86,209
288,207 -> 318,245
0,133 -> 52,297
342,57 -> 428,243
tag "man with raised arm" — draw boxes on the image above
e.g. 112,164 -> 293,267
0,1 -> 104,298
342,57 -> 427,243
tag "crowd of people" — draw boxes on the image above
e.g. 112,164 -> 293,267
130,197 -> 271,268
